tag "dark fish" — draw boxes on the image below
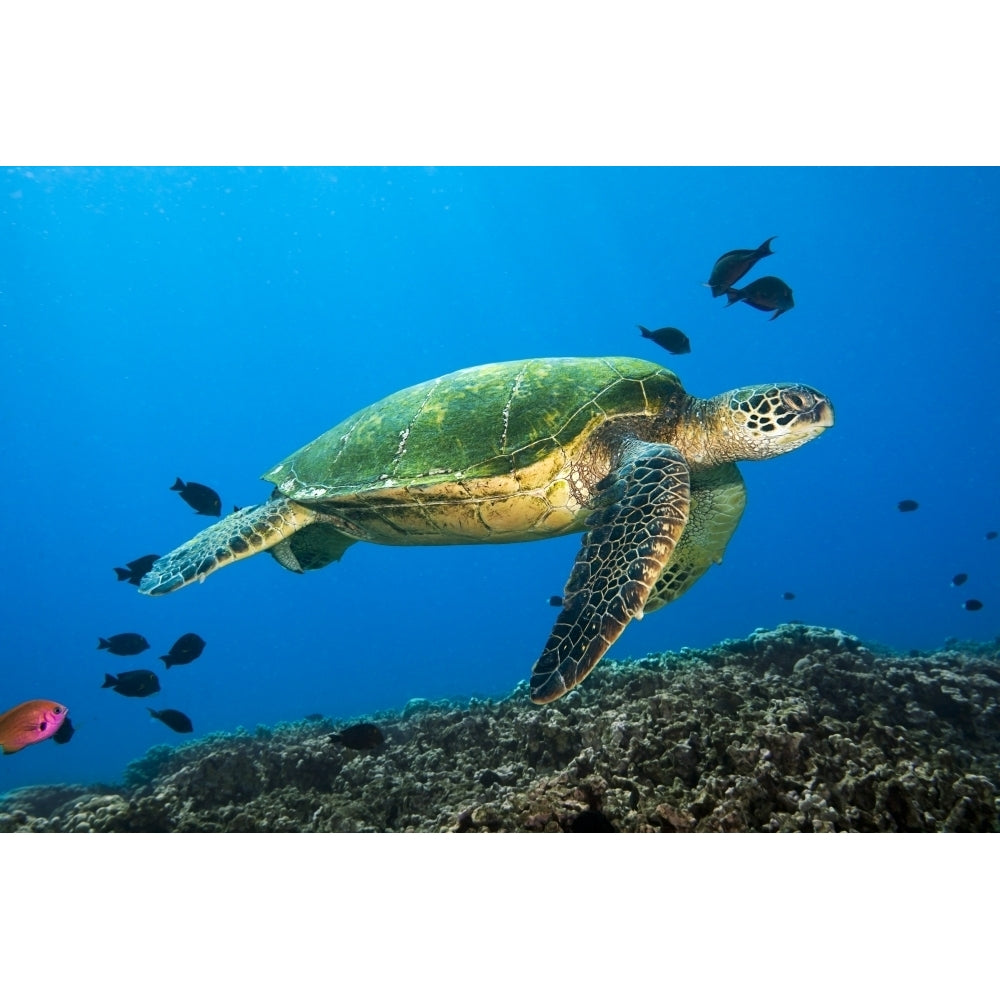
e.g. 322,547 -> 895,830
0,700 -> 69,755
330,723 -> 384,750
159,632 -> 206,668
548,595 -> 564,607
964,599 -> 984,612
897,499 -> 919,513
987,531 -> 998,540
782,592 -> 796,600
725,275 -> 794,320
233,505 -> 242,512
97,633 -> 150,656
148,708 -> 193,733
52,715 -> 75,745
952,573 -> 968,587
638,325 -> 690,355
113,554 -> 160,585
171,478 -> 221,516
102,670 -> 160,698
706,237 -> 775,297
304,713 -> 326,722
568,809 -> 616,832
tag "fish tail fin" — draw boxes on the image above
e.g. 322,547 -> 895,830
147,708 -> 159,719
159,655 -> 172,668
114,567 -> 131,581
171,477 -> 185,491
102,674 -> 117,688
637,325 -> 651,338
725,288 -> 742,307
759,236 -> 776,255
98,637 -> 110,649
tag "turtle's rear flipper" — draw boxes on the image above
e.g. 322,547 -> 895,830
529,441 -> 690,704
139,496 -> 320,596
269,522 -> 358,573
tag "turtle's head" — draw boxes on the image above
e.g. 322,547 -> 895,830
704,383 -> 834,462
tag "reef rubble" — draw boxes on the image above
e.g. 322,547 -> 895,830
2,624 -> 999,832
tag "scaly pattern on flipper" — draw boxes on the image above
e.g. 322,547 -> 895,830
530,441 -> 690,703
139,497 -> 318,596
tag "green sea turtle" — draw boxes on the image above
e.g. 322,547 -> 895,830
139,356 -> 833,703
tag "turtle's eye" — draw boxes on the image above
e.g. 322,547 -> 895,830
782,390 -> 808,411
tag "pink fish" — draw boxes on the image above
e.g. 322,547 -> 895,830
0,699 -> 70,755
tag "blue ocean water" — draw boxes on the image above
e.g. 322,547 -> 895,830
1,166 -> 997,793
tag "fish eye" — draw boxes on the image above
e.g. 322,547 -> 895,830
54,706 -> 64,714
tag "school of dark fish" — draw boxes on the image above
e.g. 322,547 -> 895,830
641,235 -> 791,359
893,501 -> 991,612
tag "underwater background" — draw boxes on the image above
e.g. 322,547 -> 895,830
2,165 -> 998,795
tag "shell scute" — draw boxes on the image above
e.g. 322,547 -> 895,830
264,357 -> 680,501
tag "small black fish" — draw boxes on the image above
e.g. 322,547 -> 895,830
102,670 -> 160,698
233,505 -> 242,512
964,599 -> 984,612
783,592 -> 796,600
113,554 -> 160,585
952,573 -> 968,587
171,478 -> 221,516
706,237 -> 775,297
97,633 -> 150,656
725,275 -> 794,320
638,325 -> 691,355
148,708 -> 193,733
159,632 -> 206,668
330,723 -> 385,750
52,715 -> 75,745
897,499 -> 919,513
987,531 -> 998,540
568,809 -> 617,832
548,595 -> 564,607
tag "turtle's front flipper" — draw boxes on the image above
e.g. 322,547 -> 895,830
530,441 -> 690,704
643,463 -> 746,613
139,496 -> 321,596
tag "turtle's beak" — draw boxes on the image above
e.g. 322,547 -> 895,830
812,396 -> 834,428
779,386 -> 834,430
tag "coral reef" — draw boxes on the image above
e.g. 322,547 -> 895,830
2,624 -> 999,832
